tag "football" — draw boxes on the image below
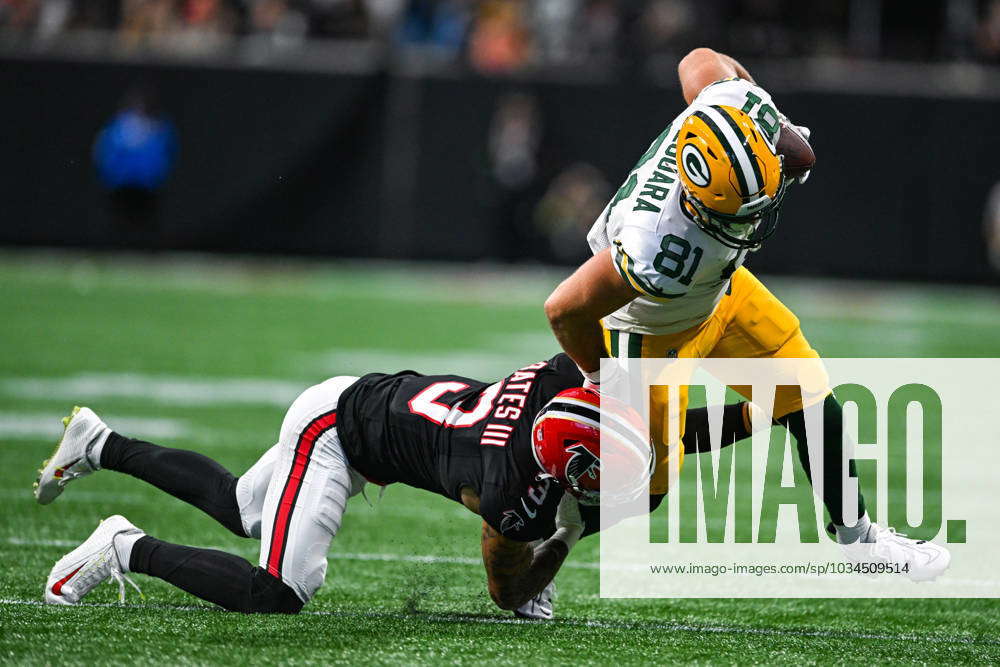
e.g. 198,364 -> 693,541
776,119 -> 815,179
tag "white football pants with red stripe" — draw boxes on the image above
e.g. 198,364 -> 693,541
234,375 -> 365,603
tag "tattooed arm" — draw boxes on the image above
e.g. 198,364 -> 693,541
481,495 -> 584,610
481,522 -> 569,610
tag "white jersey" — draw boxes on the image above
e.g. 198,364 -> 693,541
587,78 -> 782,335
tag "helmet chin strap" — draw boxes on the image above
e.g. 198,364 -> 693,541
680,195 -> 702,223
680,186 -> 783,251
682,193 -> 752,246
734,194 -> 773,218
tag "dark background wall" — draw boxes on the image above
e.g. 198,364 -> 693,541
2,56 -> 998,283
1,58 -> 385,257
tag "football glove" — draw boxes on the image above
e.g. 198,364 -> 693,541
514,580 -> 555,620
578,359 -> 622,393
778,113 -> 812,185
556,492 -> 584,531
554,493 -> 584,546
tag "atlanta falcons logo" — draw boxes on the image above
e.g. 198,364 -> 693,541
565,442 -> 600,486
500,509 -> 525,533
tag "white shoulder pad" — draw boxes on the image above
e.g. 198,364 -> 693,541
610,224 -> 688,301
693,78 -> 781,148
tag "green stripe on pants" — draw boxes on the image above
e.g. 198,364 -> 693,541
627,332 -> 644,358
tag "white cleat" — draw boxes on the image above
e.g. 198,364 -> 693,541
34,406 -> 109,505
841,523 -> 951,582
514,581 -> 555,620
44,515 -> 144,605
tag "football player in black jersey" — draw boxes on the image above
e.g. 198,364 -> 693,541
36,353 -> 655,619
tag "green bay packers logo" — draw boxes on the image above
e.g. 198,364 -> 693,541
681,144 -> 711,187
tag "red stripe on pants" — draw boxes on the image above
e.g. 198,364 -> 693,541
266,410 -> 337,579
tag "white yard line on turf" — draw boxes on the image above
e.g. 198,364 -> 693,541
7,537 -> 1000,589
0,334 -> 557,406
305,349 -> 526,381
305,332 -> 556,378
0,490 -> 153,504
0,253 -> 562,307
2,536 -> 597,569
2,536 -> 594,569
0,375 -> 303,407
8,251 -> 1000,325
0,597 -> 997,646
0,413 -> 189,439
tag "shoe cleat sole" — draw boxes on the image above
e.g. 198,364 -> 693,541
34,406 -> 84,503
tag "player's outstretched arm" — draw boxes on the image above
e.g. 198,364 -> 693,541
481,497 -> 584,611
481,522 -> 568,610
678,47 -> 755,104
545,248 -> 638,380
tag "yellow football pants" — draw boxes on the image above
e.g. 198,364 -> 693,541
603,267 -> 822,494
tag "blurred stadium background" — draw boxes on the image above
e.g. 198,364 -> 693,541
3,1 -> 1000,663
2,0 -> 1000,281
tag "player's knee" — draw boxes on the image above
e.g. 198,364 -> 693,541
245,569 -> 305,614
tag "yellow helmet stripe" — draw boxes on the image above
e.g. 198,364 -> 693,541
691,109 -> 752,196
713,105 -> 764,193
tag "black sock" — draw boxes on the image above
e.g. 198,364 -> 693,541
778,394 -> 866,526
130,536 -> 302,614
101,432 -> 246,537
682,401 -> 752,454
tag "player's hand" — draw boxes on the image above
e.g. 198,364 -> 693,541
514,580 -> 555,620
793,158 -> 811,185
778,112 -> 811,142
778,113 -> 812,185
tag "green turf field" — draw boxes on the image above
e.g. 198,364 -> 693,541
2,252 -> 999,664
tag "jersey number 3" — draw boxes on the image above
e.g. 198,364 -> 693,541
408,382 -> 501,428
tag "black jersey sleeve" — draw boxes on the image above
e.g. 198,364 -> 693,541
478,475 -> 565,542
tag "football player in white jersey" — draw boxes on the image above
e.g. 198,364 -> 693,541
544,47 -> 950,580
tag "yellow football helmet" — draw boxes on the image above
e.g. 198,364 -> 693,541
677,104 -> 786,249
